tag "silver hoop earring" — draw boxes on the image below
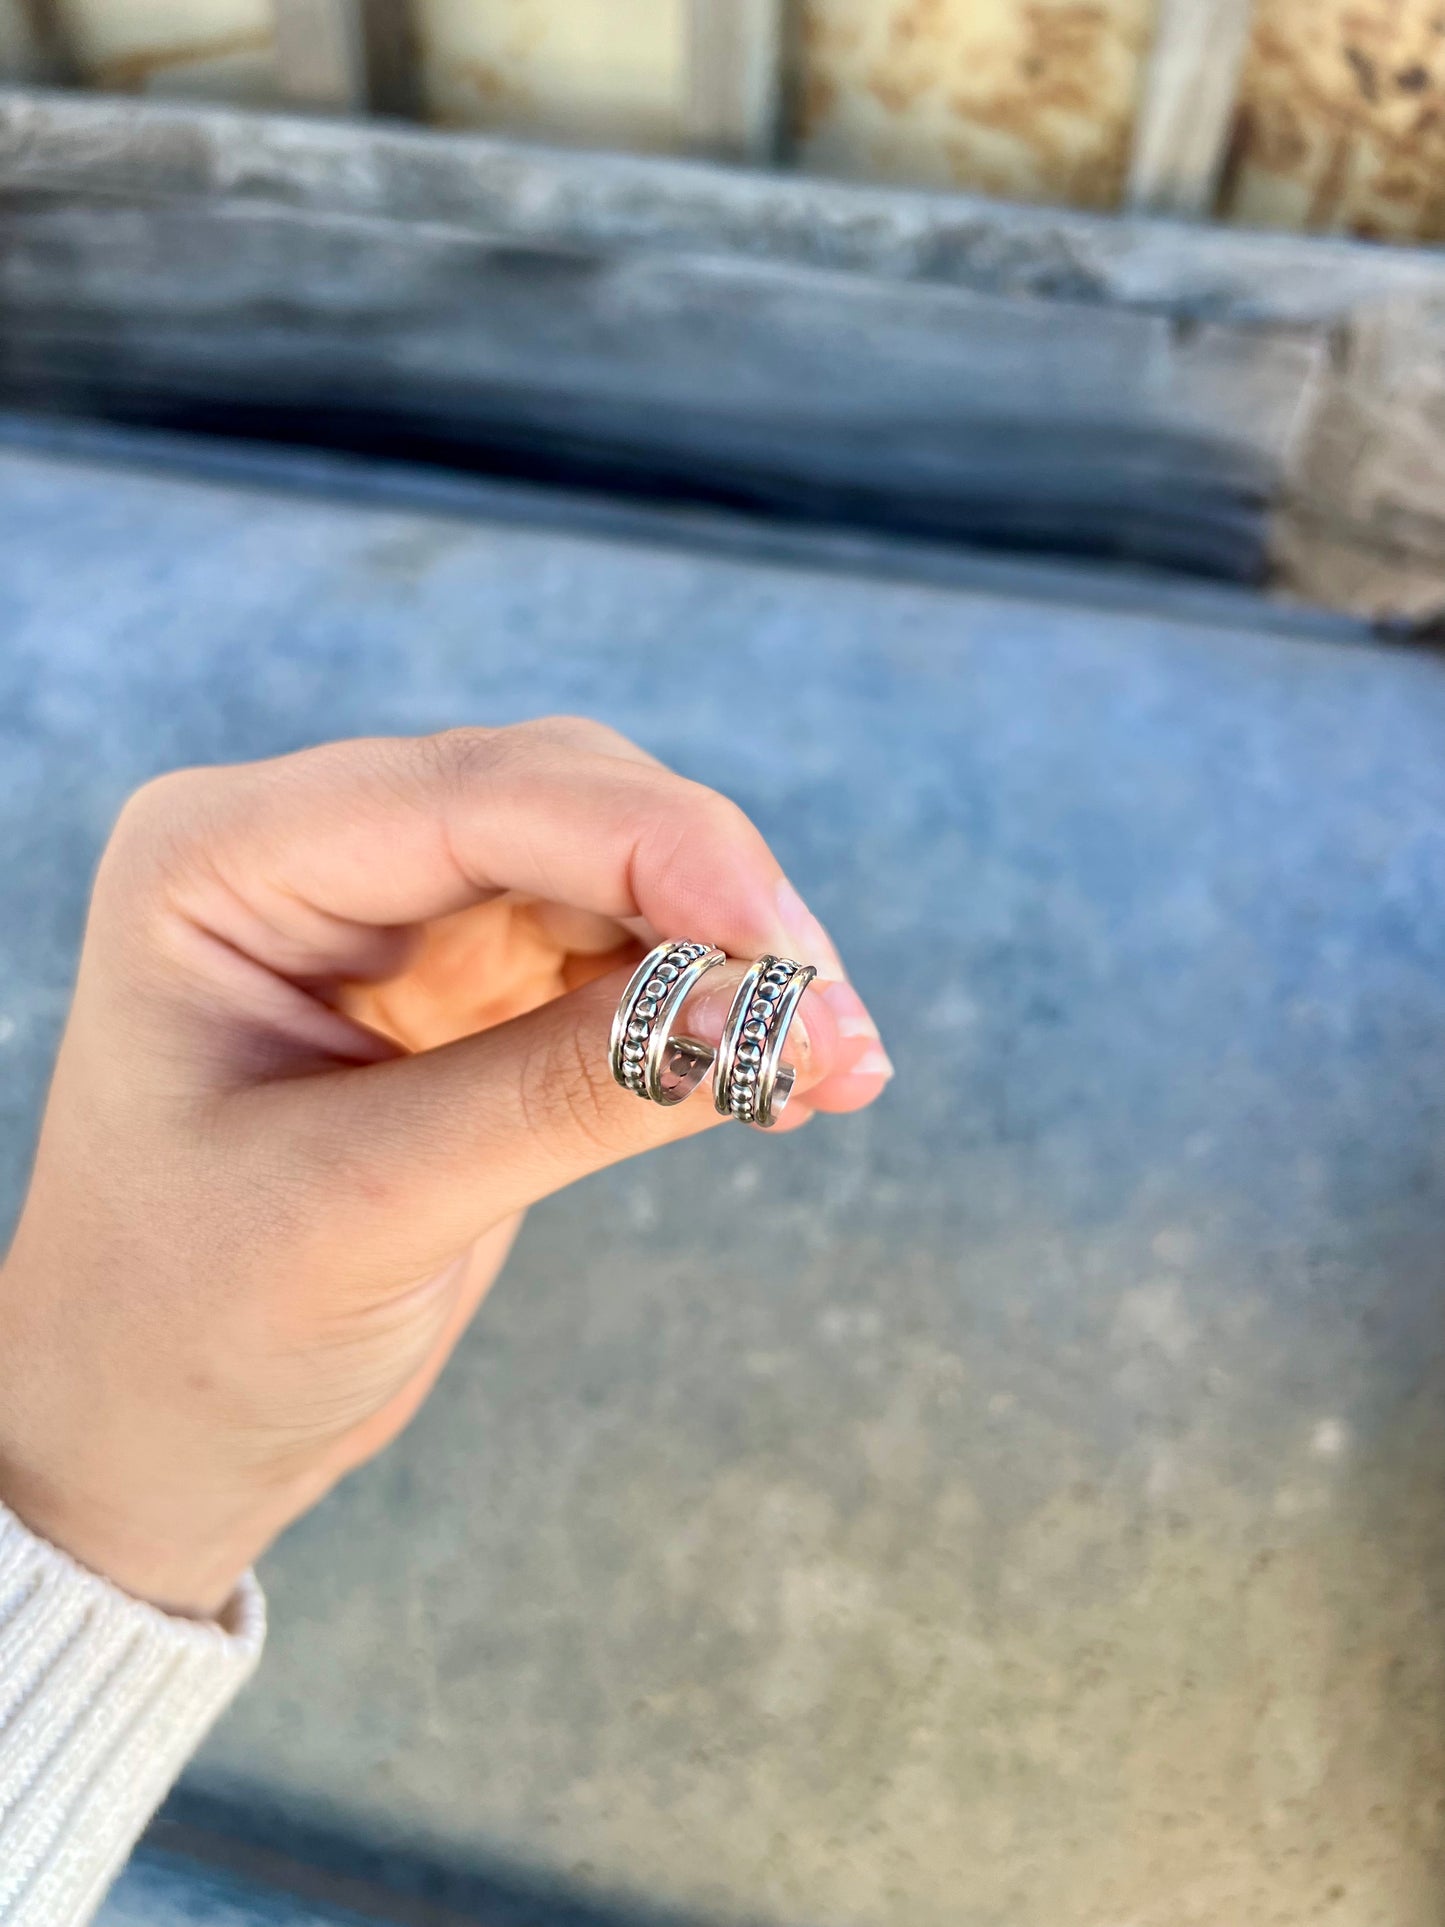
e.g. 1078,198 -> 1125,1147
609,940 -> 726,1106
713,956 -> 817,1128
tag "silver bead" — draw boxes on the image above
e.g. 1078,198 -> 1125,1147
644,977 -> 668,998
742,1020 -> 769,1042
627,1019 -> 649,1042
635,997 -> 658,1019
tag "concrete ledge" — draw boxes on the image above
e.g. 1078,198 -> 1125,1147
6,89 -> 1445,614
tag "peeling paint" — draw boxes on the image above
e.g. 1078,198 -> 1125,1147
792,0 -> 1157,209
1222,0 -> 1445,239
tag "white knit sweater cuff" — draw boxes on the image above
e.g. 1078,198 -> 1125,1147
0,1499 -> 265,1927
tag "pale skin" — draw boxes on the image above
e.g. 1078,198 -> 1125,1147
0,721 -> 890,1619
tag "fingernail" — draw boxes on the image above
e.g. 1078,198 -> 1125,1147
814,978 -> 883,1047
776,879 -> 847,980
847,1045 -> 895,1082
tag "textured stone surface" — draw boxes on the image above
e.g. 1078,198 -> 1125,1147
5,437 -> 1445,1926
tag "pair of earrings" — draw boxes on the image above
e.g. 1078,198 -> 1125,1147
608,940 -> 817,1129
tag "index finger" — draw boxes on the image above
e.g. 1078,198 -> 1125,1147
119,722 -> 845,986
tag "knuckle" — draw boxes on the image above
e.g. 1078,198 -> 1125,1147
419,723 -> 599,802
645,782 -> 760,868
513,713 -> 599,745
112,767 -> 203,838
528,1021 -> 631,1164
499,715 -> 643,764
692,785 -> 756,846
417,726 -> 501,791
531,715 -> 639,757
100,768 -> 217,895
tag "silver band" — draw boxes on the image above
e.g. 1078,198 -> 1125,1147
609,940 -> 726,1106
713,956 -> 818,1129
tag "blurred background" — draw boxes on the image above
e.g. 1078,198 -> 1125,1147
5,0 -> 1445,237
6,6 -> 1445,1927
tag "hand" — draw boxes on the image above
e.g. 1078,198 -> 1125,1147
0,722 -> 889,1617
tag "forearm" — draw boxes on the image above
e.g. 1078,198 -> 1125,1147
0,1498 -> 263,1927
0,723 -> 885,1922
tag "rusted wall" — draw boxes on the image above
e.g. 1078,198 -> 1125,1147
1222,0 -> 1445,239
410,0 -> 684,151
791,0 -> 1156,208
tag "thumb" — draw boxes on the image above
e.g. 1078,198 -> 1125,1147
266,957 -> 855,1281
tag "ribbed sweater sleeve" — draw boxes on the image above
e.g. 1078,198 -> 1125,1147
0,1498 -> 264,1925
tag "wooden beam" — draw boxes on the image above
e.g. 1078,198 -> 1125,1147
683,0 -> 782,164
1127,0 -> 1256,219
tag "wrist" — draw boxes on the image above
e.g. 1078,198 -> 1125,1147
0,1250 -> 267,1617
0,1448 -> 256,1620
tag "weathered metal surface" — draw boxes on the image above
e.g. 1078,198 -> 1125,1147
1223,0 -> 1445,239
792,0 -> 1155,207
7,432 -> 1445,1927
412,0 -> 683,152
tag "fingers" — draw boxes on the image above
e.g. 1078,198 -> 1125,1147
107,721 -> 828,988
795,978 -> 896,1112
272,957 -> 883,1281
339,897 -> 575,1052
